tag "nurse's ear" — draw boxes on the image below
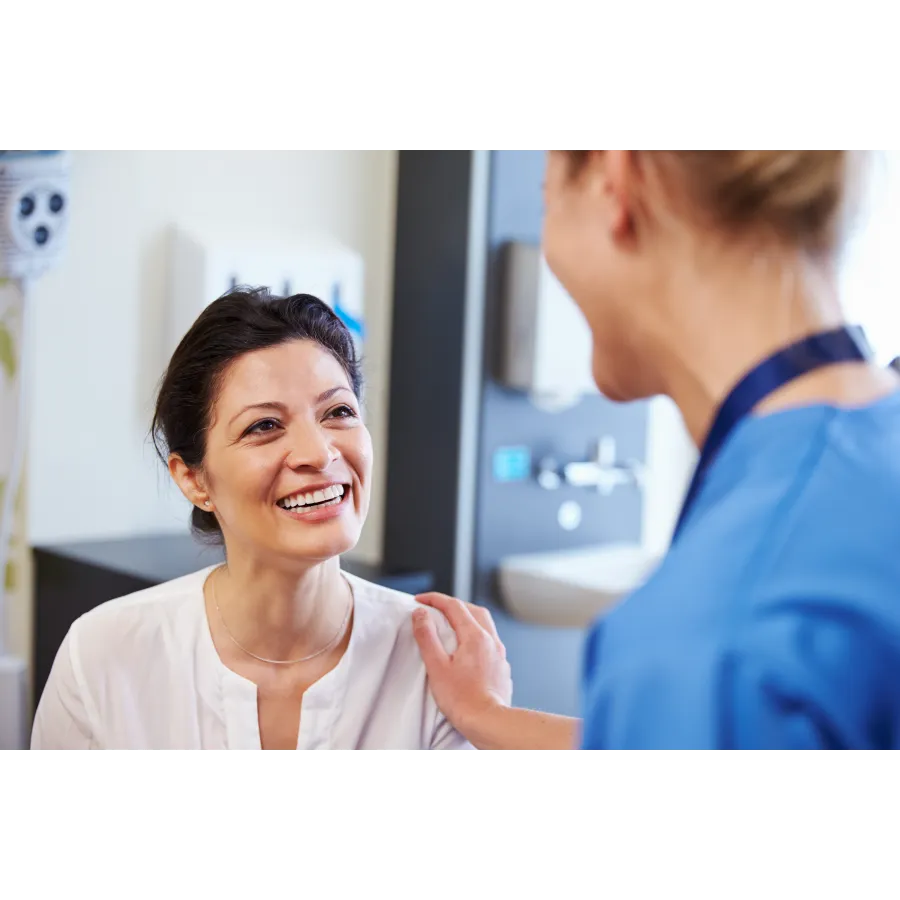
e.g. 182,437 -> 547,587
581,150 -> 640,246
605,151 -> 709,251
168,453 -> 213,511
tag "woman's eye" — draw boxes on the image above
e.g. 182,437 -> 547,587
328,405 -> 357,420
246,418 -> 280,436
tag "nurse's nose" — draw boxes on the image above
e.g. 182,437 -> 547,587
284,422 -> 339,471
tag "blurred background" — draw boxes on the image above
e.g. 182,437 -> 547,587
2,150 -> 899,749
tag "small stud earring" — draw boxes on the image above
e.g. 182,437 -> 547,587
204,500 -> 211,507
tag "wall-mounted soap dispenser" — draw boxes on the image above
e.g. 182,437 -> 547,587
499,242 -> 597,409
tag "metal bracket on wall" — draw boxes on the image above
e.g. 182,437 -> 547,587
538,436 -> 644,496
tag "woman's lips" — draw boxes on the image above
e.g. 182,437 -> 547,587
276,485 -> 351,523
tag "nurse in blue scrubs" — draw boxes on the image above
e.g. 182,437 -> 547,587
412,150 -> 900,750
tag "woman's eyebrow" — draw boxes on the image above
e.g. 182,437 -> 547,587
228,389 -> 352,427
316,386 -> 353,403
228,401 -> 287,427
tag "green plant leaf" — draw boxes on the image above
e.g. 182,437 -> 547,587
0,322 -> 16,380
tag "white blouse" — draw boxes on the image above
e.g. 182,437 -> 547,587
32,566 -> 471,750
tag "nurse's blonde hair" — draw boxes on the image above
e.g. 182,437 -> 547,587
567,151 -> 865,258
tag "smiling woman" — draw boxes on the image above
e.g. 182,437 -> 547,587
31,288 -> 470,750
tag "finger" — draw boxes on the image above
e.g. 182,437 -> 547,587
411,609 -> 450,674
414,593 -> 484,639
418,593 -> 504,651
469,607 -> 506,658
414,592 -> 447,608
466,603 -> 501,643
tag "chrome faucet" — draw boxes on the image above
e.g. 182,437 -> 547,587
537,437 -> 644,496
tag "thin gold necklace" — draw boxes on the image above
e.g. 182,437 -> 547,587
211,569 -> 352,665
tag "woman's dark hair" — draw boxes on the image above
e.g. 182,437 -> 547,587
151,287 -> 363,541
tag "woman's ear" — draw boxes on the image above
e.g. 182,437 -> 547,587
169,454 -> 212,510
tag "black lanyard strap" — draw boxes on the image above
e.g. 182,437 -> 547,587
672,325 -> 872,541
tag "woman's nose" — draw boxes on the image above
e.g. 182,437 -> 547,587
284,425 -> 339,471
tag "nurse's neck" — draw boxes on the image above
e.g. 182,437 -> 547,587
651,246 -> 898,449
210,553 -> 350,662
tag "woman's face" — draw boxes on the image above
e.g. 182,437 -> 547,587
177,339 -> 372,566
542,150 -> 654,401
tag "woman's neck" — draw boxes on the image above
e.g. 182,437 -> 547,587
212,553 -> 351,661
649,251 -> 894,447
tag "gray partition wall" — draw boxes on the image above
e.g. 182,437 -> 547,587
383,151 -> 649,715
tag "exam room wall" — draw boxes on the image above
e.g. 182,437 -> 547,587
16,149 -> 900,677
24,148 -> 900,553
9,151 -> 397,667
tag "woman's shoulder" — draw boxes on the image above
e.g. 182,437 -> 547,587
69,566 -> 213,652
342,570 -> 458,653
343,570 -> 416,610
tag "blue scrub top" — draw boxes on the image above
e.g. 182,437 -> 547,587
581,391 -> 900,749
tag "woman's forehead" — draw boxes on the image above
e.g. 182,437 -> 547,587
216,340 -> 351,409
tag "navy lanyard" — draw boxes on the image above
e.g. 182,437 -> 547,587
672,325 -> 872,542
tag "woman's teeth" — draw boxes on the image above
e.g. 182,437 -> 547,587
277,484 -> 346,510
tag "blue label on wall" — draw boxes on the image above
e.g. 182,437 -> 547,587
492,446 -> 532,483
332,282 -> 364,339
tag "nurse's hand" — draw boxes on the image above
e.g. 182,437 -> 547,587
412,594 -> 513,737
413,594 -> 582,750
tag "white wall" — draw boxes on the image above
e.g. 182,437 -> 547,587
840,151 -> 900,363
27,151 -> 397,562
642,396 -> 695,555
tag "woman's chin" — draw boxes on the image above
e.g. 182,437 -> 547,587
279,526 -> 360,564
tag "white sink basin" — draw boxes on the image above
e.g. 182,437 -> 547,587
498,543 -> 662,628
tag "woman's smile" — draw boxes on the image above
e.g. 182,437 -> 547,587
275,482 -> 352,523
